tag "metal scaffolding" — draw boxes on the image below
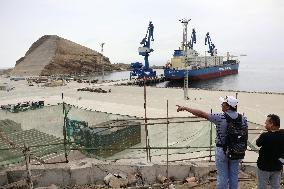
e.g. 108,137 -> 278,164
0,82 -> 265,187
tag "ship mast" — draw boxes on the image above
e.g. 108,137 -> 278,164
179,18 -> 190,54
179,18 -> 191,100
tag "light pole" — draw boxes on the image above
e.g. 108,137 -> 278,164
100,43 -> 105,80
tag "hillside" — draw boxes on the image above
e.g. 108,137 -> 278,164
11,35 -> 129,76
0,68 -> 12,76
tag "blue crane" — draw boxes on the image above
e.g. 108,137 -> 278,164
130,21 -> 156,79
188,29 -> 196,49
205,32 -> 216,56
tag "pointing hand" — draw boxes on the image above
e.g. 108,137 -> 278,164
176,105 -> 185,112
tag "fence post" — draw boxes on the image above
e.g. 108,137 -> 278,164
209,109 -> 213,162
166,100 -> 169,179
24,143 -> 33,189
143,76 -> 149,162
63,102 -> 69,163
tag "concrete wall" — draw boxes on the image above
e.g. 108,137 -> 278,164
0,172 -> 7,186
1,161 -> 217,187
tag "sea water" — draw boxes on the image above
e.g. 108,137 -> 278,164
95,61 -> 284,93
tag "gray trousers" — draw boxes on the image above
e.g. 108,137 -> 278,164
257,168 -> 282,189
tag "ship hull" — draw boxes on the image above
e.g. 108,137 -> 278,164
164,63 -> 239,80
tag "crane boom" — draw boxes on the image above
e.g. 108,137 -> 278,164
130,21 -> 156,79
188,29 -> 196,49
205,32 -> 217,56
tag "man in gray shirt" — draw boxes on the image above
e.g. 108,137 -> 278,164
177,96 -> 248,189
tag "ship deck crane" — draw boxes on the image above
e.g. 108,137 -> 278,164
205,32 -> 217,56
130,21 -> 156,79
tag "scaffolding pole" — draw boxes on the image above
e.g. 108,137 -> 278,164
209,109 -> 213,162
23,143 -> 33,189
166,100 -> 169,179
143,76 -> 149,162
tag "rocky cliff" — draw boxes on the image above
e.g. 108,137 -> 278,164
11,35 -> 127,76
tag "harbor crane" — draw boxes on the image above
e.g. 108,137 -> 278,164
205,32 -> 217,56
130,21 -> 156,79
188,29 -> 196,49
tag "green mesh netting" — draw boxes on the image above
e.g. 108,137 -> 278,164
0,103 -> 262,166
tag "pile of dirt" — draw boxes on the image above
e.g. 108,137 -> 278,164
11,35 -> 129,76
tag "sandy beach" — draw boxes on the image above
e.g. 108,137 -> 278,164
1,77 -> 283,126
1,76 -> 284,164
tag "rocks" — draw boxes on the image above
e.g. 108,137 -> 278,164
102,172 -> 144,188
157,174 -> 168,183
35,184 -> 58,189
76,79 -> 98,84
184,176 -> 197,183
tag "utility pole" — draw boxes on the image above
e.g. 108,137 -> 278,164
101,43 -> 105,80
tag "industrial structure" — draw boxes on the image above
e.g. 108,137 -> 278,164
164,19 -> 239,81
130,21 -> 156,79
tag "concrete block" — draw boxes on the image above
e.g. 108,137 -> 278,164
155,165 -> 191,181
35,167 -> 71,187
91,163 -> 137,182
70,161 -> 93,185
108,176 -> 127,188
0,172 -> 8,186
191,164 -> 215,182
6,169 -> 26,183
138,164 -> 156,184
91,164 -> 108,181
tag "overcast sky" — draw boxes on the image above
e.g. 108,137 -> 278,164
0,0 -> 284,68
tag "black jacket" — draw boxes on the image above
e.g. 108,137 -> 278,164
256,129 -> 284,171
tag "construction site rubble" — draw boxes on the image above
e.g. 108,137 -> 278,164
27,77 -> 49,83
184,176 -> 197,183
157,174 -> 168,183
103,172 -> 143,188
76,79 -> 98,84
42,79 -> 65,87
35,184 -> 58,189
0,100 -> 44,113
101,173 -> 199,188
77,87 -> 111,93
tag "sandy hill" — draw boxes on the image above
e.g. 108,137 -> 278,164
11,35 -> 126,76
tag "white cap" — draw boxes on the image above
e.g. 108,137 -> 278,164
219,96 -> 238,108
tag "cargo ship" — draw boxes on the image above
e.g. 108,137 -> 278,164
164,19 -> 239,81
